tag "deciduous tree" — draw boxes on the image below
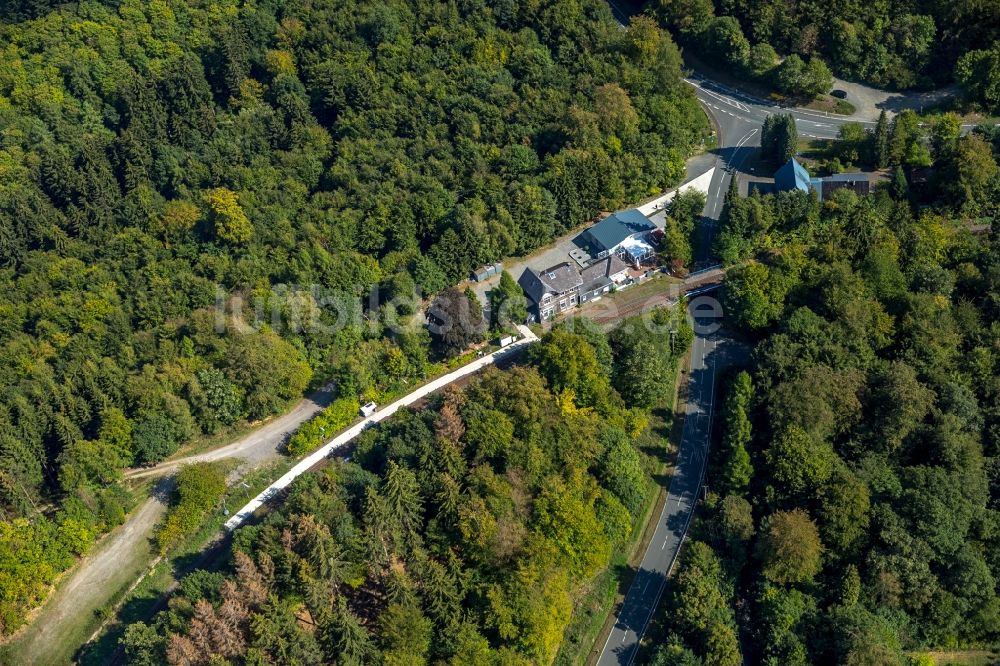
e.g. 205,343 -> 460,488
756,509 -> 824,585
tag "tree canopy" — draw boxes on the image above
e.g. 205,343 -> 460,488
0,0 -> 707,633
118,312 -> 693,664
656,0 -> 1000,110
651,142 -> 1000,662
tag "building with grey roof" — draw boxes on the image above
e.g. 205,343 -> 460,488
579,254 -> 629,304
819,172 -> 870,199
518,262 -> 584,320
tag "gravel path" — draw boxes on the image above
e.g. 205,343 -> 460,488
829,76 -> 959,120
9,487 -> 168,663
10,387 -> 333,664
127,385 -> 334,481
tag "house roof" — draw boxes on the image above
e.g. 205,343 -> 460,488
774,159 -> 812,194
584,209 -> 655,252
517,263 -> 582,304
580,254 -> 628,285
823,172 -> 869,182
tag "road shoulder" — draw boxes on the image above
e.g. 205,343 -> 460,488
584,339 -> 695,665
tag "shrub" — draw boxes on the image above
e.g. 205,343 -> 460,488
156,463 -> 226,554
285,397 -> 360,456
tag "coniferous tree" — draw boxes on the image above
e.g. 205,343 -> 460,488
891,166 -> 909,200
761,114 -> 779,162
776,114 -> 798,164
873,110 -> 890,168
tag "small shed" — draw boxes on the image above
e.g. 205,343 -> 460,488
471,262 -> 504,282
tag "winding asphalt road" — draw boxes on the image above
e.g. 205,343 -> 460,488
595,4 -> 917,664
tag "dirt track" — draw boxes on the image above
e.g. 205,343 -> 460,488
8,488 -> 167,663
8,387 -> 333,664
127,385 -> 334,480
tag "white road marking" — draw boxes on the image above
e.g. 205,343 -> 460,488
695,84 -> 754,116
725,128 -> 759,175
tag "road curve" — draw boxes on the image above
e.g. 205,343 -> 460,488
127,385 -> 336,480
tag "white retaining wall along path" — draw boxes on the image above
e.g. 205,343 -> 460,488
637,167 -> 716,217
224,325 -> 538,531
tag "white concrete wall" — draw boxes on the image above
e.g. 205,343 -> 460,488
223,325 -> 539,531
637,167 -> 716,217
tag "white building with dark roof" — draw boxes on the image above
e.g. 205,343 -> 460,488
518,262 -> 584,320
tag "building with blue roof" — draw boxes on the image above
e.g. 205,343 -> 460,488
774,158 -> 812,194
768,159 -> 870,201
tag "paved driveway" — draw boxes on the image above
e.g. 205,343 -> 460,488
830,77 -> 958,119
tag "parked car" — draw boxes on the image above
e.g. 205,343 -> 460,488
831,89 -> 848,99
360,401 -> 378,417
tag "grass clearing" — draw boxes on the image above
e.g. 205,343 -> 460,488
915,650 -> 1000,666
615,273 -> 683,300
797,137 -> 836,161
805,96 -> 857,116
573,273 -> 684,326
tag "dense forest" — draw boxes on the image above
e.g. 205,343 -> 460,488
646,127 -> 1000,663
117,312 -> 691,665
0,0 -> 707,634
656,0 -> 1000,110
